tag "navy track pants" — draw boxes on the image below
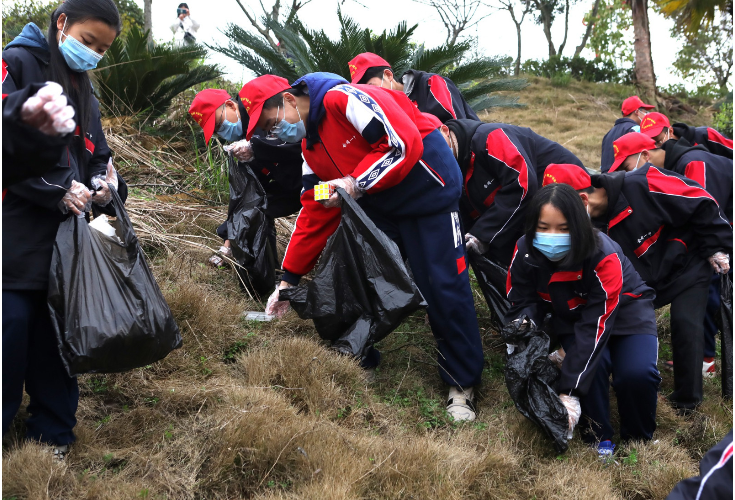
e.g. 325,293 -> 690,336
2,290 -> 79,445
704,273 -> 722,359
560,333 -> 660,443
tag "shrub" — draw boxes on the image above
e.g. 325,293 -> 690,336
521,55 -> 631,84
712,102 -> 733,138
550,72 -> 572,87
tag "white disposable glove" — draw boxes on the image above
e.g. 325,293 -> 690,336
708,252 -> 730,274
548,348 -> 566,370
220,245 -> 233,259
20,82 -> 76,136
90,159 -> 119,207
265,281 -> 294,318
58,180 -> 93,215
224,139 -> 254,162
320,176 -> 364,208
559,394 -> 581,440
464,233 -> 489,255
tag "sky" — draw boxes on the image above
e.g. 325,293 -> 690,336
137,0 -> 681,88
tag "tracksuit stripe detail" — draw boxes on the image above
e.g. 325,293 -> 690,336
634,225 -> 664,258
707,128 -> 733,151
506,244 -> 519,296
427,75 -> 456,120
608,206 -> 633,230
694,441 -> 733,500
684,161 -> 707,189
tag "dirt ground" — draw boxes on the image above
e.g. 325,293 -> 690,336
2,77 -> 731,500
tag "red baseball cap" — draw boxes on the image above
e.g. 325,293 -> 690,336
188,89 -> 230,145
639,112 -> 671,138
348,52 -> 391,84
621,95 -> 655,116
609,133 -> 657,172
542,164 -> 591,190
238,75 -> 292,140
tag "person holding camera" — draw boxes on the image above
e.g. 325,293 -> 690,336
170,2 -> 199,46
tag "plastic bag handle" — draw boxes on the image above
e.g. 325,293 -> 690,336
105,186 -> 137,248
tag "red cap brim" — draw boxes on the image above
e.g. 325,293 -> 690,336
640,124 -> 665,138
245,102 -> 265,140
203,113 -> 217,145
350,67 -> 367,85
608,156 -> 626,172
640,103 -> 655,110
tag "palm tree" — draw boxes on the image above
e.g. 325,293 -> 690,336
655,0 -> 732,34
210,10 -> 526,111
93,26 -> 222,119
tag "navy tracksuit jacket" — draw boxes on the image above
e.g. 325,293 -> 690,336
591,167 -> 732,308
446,119 -> 586,267
600,117 -> 639,172
666,429 -> 733,500
401,69 -> 479,122
673,122 -> 733,160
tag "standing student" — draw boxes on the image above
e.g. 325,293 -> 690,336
506,183 -> 659,455
240,73 -> 484,421
2,0 -> 128,459
188,88 -> 302,268
170,2 -> 199,46
640,112 -> 733,160
541,163 -> 731,412
600,95 -> 654,172
347,52 -> 479,123
438,118 -> 586,267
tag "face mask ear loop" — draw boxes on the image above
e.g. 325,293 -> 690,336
60,17 -> 68,44
634,152 -> 642,170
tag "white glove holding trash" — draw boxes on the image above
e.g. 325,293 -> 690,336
708,252 -> 730,274
20,82 -> 76,136
265,281 -> 294,318
90,159 -> 119,207
559,394 -> 581,440
224,139 -> 254,162
548,348 -> 566,370
464,233 -> 489,255
319,176 -> 364,208
58,180 -> 93,215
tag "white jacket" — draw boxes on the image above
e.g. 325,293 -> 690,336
170,15 -> 200,43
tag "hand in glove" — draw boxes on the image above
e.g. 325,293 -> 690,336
20,82 -> 76,136
265,281 -> 294,318
90,159 -> 119,207
548,348 -> 566,370
320,176 -> 364,208
708,252 -> 730,274
559,394 -> 581,439
464,233 -> 489,255
224,139 -> 254,162
58,180 -> 92,215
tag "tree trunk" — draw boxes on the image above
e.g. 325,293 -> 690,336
574,0 -> 601,57
631,0 -> 657,103
541,9 -> 556,56
557,0 -> 570,56
144,0 -> 152,42
515,20 -> 523,75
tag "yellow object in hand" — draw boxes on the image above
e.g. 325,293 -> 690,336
314,182 -> 335,201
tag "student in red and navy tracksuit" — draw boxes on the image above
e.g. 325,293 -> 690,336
3,1 -> 128,458
347,52 -> 479,123
542,162 -> 732,411
506,183 -> 659,452
608,131 -> 733,378
666,429 -> 733,500
438,118 -> 586,267
640,111 -> 733,160
239,73 -> 484,421
600,95 -> 654,172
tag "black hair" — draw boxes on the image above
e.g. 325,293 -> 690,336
357,65 -> 396,85
578,186 -> 595,195
178,3 -> 189,8
524,183 -> 598,267
262,86 -> 308,111
47,0 -> 121,168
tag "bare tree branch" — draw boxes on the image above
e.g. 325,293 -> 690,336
574,0 -> 601,57
232,0 -> 313,53
413,0 -> 494,45
493,0 -> 532,75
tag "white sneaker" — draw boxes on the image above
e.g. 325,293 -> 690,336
446,386 -> 477,422
52,445 -> 69,461
703,358 -> 716,378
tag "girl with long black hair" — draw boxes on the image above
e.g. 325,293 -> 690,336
505,183 -> 660,457
2,0 -> 128,459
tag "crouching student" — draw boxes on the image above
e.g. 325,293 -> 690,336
2,0 -> 127,459
639,112 -> 732,160
438,118 -> 586,267
240,73 -> 484,421
188,88 -> 303,269
348,52 -> 479,123
506,183 -> 660,455
542,162 -> 731,412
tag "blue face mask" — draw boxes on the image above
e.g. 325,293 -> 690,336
533,232 -> 572,262
272,100 -> 307,143
216,104 -> 243,141
58,19 -> 104,72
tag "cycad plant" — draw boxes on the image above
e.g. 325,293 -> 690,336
93,26 -> 222,119
210,11 -> 525,111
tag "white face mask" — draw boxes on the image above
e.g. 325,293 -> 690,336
633,152 -> 643,171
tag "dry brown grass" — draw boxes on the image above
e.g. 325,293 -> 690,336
3,77 -> 731,500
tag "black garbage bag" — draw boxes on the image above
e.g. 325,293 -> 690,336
501,316 -> 569,453
468,253 -> 511,330
279,189 -> 426,361
226,153 -> 276,299
48,188 -> 182,377
720,273 -> 732,398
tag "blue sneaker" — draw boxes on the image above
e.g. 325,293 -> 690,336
597,440 -> 616,464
